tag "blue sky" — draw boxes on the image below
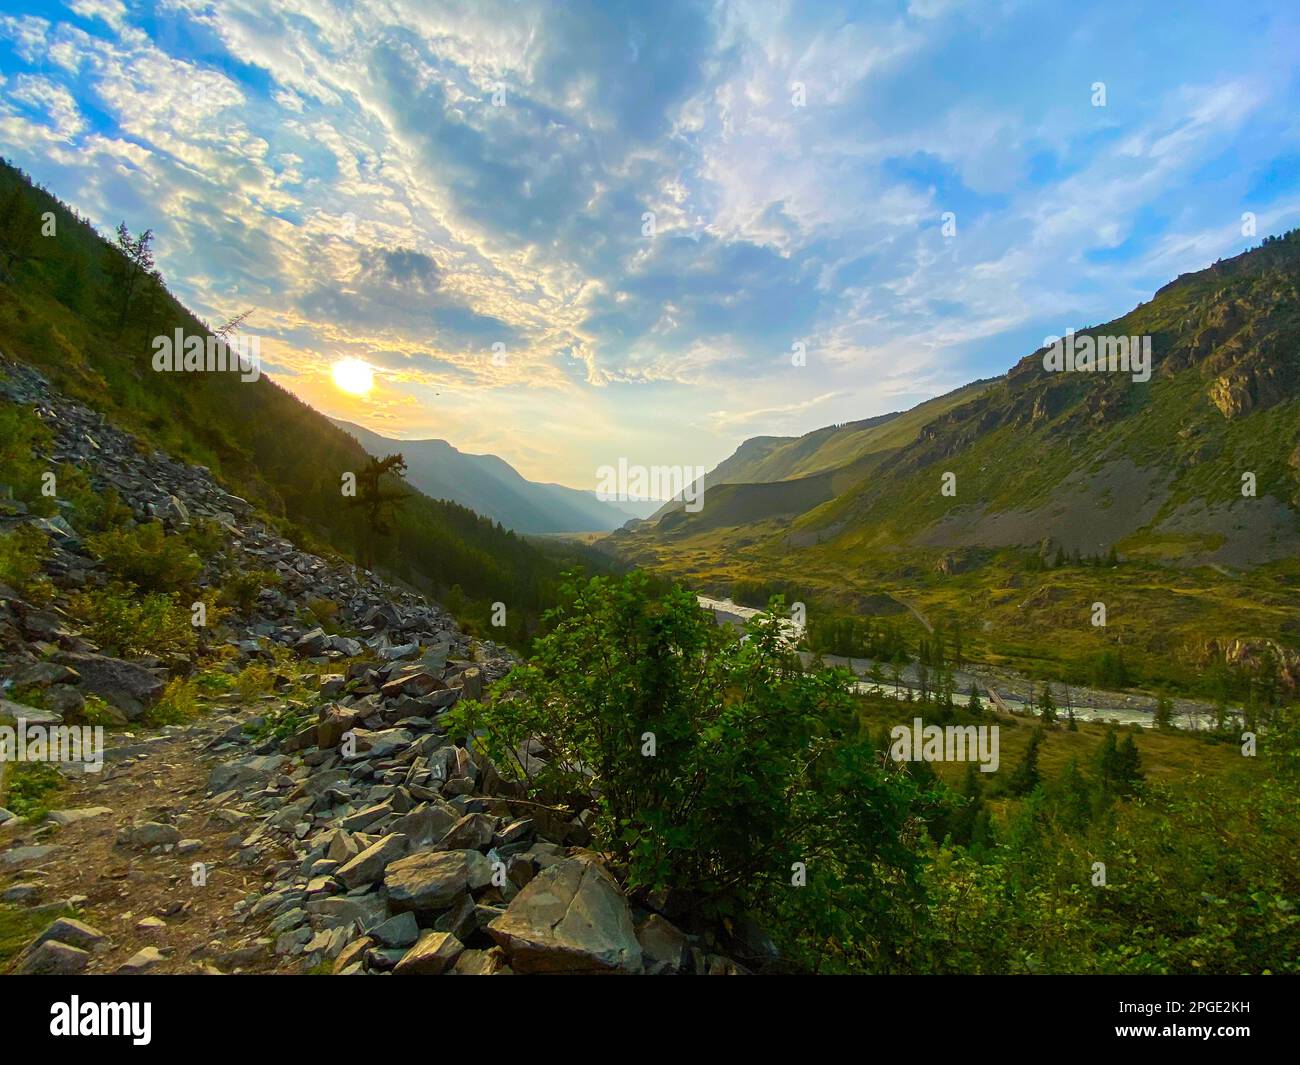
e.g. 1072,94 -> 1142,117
2,0 -> 1299,490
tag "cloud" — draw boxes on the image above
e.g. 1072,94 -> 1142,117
1,0 -> 1298,487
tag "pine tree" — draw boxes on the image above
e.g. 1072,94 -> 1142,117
1008,727 -> 1045,796
967,682 -> 983,715
1037,683 -> 1058,725
1154,691 -> 1175,730
1116,734 -> 1144,793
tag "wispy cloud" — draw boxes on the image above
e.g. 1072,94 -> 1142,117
1,0 -> 1298,486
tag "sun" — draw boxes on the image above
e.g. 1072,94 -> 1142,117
331,358 -> 374,396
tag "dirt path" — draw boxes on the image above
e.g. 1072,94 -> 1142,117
1,704 -> 300,975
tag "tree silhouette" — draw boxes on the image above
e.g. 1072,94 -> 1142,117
353,453 -> 408,570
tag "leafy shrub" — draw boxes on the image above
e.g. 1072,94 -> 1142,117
221,567 -> 279,614
69,583 -> 198,658
0,402 -> 56,515
145,676 -> 200,725
183,517 -> 228,562
55,464 -> 132,533
446,572 -> 924,953
3,761 -> 62,823
85,521 -> 201,594
0,524 -> 48,592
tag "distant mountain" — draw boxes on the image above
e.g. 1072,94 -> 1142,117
629,235 -> 1300,566
333,419 -> 658,534
613,234 -> 1300,692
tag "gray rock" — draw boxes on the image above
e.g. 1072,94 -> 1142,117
438,812 -> 495,851
393,930 -> 464,975
0,844 -> 60,868
117,946 -> 165,974
335,832 -> 408,889
47,806 -> 113,827
54,652 -> 165,720
119,822 -> 181,848
637,914 -> 689,973
17,939 -> 90,975
489,857 -> 642,974
32,917 -> 110,953
385,849 -> 494,913
371,911 -> 420,948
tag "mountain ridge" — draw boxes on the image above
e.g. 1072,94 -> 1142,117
331,419 -> 657,534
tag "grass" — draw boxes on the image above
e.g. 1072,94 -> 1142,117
0,903 -> 76,971
1,761 -> 64,823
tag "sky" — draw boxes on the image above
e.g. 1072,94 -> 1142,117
2,0 -> 1299,492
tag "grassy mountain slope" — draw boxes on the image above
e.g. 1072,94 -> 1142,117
650,379 -> 995,524
0,158 -> 584,634
615,235 -> 1300,697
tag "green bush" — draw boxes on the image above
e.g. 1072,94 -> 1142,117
0,401 -> 57,515
0,523 -> 48,591
221,567 -> 279,614
85,521 -> 202,594
69,582 -> 199,658
446,572 -> 923,959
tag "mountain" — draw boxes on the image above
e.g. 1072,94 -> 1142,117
614,233 -> 1300,696
333,419 -> 655,534
0,157 -> 594,639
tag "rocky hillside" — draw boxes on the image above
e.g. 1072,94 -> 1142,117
0,361 -> 724,976
629,234 -> 1300,567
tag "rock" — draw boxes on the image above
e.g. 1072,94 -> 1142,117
450,947 -> 512,975
54,652 -> 164,720
47,806 -> 113,827
489,857 -> 642,974
381,669 -> 445,699
393,930 -> 464,975
385,849 -> 494,913
207,754 -> 287,794
0,844 -> 60,868
32,917 -> 110,953
438,812 -> 495,851
0,807 -> 15,825
117,947 -> 166,974
335,832 -> 409,889
16,939 -> 90,975
119,822 -> 181,848
392,802 -> 459,847
371,911 -> 420,948
0,697 -> 62,727
332,936 -> 373,974
137,916 -> 167,934
637,914 -> 689,973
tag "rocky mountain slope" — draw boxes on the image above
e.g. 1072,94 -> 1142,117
0,362 -> 728,976
0,158 -> 574,629
631,235 -> 1300,564
334,419 -> 655,534
612,235 -> 1300,696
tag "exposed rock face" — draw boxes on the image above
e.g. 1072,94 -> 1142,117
53,652 -> 166,720
488,857 -> 643,974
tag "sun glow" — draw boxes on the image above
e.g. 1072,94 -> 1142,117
332,358 -> 374,395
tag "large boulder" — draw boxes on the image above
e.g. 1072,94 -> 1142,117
488,857 -> 642,974
385,849 -> 494,913
55,652 -> 165,720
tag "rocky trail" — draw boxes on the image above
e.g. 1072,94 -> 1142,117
1,361 -> 736,976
